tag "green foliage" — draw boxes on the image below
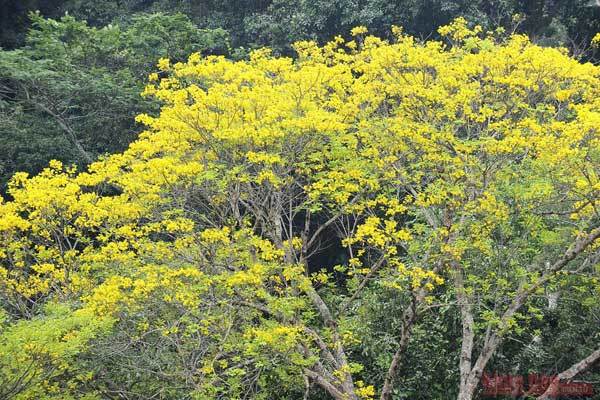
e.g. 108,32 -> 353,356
0,12 -> 231,192
4,0 -> 600,55
118,13 -> 230,77
0,303 -> 112,400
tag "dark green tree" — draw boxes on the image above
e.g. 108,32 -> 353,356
0,12 -> 230,191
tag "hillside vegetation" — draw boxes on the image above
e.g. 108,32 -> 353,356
0,18 -> 598,399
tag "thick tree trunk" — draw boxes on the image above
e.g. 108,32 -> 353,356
457,380 -> 478,400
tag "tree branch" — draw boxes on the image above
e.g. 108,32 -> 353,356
537,348 -> 600,400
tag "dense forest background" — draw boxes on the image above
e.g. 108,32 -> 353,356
2,0 -> 600,191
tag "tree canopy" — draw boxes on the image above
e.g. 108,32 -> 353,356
0,20 -> 598,399
3,1 -> 600,192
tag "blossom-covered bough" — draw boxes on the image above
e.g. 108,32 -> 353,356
0,18 -> 599,400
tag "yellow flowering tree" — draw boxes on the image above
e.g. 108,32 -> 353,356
0,19 -> 599,400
